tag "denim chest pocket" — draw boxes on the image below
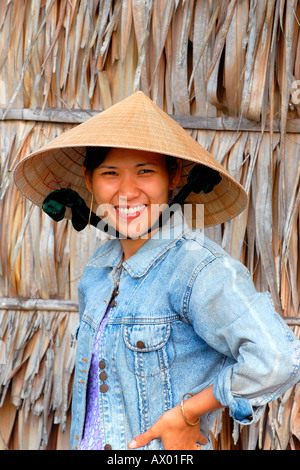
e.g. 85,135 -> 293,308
123,323 -> 176,377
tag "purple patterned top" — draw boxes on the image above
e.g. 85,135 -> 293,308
79,307 -> 110,450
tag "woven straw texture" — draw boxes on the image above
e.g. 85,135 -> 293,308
13,91 -> 247,227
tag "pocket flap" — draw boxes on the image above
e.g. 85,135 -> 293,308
124,323 -> 171,352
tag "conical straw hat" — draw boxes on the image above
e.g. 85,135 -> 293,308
13,91 -> 247,227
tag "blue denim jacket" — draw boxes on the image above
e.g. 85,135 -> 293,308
70,213 -> 300,450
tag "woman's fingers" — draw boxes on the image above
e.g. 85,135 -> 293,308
128,428 -> 156,449
127,408 -> 209,450
128,430 -> 208,450
197,433 -> 208,445
194,433 -> 208,450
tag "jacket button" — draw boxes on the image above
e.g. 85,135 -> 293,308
104,444 -> 112,450
99,360 -> 106,369
137,341 -> 145,349
99,371 -> 107,381
100,384 -> 109,393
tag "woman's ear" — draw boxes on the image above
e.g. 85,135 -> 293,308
169,159 -> 182,190
82,165 -> 93,193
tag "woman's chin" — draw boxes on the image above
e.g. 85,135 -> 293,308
118,219 -> 151,239
99,213 -> 150,239
96,205 -> 164,239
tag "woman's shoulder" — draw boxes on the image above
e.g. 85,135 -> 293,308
85,238 -> 122,267
175,230 -> 249,279
179,230 -> 228,261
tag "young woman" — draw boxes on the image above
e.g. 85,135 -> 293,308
13,92 -> 300,451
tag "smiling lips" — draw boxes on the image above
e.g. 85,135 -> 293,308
115,204 -> 146,219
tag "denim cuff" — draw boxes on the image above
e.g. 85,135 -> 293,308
227,396 -> 255,424
212,378 -> 262,425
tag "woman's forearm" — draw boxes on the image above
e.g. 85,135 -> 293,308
181,385 -> 223,423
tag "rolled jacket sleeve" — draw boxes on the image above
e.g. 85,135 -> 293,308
187,255 -> 300,424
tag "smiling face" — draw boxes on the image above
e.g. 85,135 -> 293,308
83,148 -> 181,242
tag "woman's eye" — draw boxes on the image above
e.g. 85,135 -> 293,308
139,169 -> 153,174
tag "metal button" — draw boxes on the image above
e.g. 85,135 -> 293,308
100,384 -> 109,393
137,341 -> 145,349
99,371 -> 107,381
99,360 -> 106,369
104,444 -> 112,450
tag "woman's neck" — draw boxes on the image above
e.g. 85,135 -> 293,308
120,237 -> 149,261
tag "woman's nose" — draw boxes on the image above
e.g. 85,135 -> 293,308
118,175 -> 140,199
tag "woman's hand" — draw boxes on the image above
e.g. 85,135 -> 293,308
128,404 -> 208,450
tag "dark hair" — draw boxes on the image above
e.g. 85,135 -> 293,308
83,146 -> 110,172
83,146 -> 179,177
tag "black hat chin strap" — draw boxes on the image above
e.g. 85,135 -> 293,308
42,164 -> 222,238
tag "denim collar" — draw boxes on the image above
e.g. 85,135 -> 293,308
89,210 -> 190,278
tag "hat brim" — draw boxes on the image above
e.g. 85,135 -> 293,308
13,92 -> 248,227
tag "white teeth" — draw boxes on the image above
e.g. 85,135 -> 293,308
117,205 -> 145,215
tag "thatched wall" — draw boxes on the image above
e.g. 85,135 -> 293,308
0,0 -> 299,450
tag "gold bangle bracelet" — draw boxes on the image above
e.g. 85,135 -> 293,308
180,393 -> 200,426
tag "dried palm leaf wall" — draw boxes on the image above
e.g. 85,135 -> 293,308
0,0 -> 299,450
